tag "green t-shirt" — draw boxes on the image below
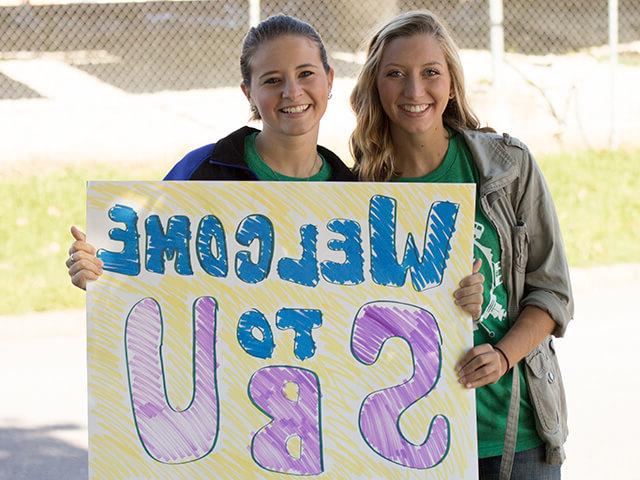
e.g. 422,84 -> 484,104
244,132 -> 332,181
394,130 -> 542,458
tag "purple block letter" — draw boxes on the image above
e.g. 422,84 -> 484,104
249,366 -> 323,475
351,301 -> 450,469
125,296 -> 219,463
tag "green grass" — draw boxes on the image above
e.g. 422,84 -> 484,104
0,163 -> 165,315
537,149 -> 640,268
1,150 -> 638,315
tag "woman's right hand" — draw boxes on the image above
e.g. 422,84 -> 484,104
456,343 -> 509,388
66,226 -> 103,290
453,259 -> 484,321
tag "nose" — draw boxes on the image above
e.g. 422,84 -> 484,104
282,78 -> 303,100
403,74 -> 425,99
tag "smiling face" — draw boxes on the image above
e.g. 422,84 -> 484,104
376,34 -> 452,139
241,35 -> 334,141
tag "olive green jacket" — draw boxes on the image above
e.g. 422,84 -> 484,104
459,128 -> 574,472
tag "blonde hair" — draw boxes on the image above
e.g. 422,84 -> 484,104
350,10 -> 483,181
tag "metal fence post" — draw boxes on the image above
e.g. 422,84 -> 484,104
609,0 -> 618,150
489,0 -> 504,88
250,0 -> 260,28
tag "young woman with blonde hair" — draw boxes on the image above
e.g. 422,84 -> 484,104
351,10 -> 573,480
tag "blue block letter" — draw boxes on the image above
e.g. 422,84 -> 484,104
320,219 -> 364,285
197,215 -> 228,277
97,204 -> 140,276
276,308 -> 323,361
369,195 -> 458,291
277,225 -> 319,287
237,309 -> 275,359
235,215 -> 274,283
146,215 -> 193,275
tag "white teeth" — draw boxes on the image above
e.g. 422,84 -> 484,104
281,104 -> 310,113
400,104 -> 429,113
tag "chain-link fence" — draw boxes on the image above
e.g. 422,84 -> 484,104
1,0 -> 638,98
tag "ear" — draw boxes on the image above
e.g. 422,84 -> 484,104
327,67 -> 335,94
449,82 -> 455,100
240,82 -> 251,103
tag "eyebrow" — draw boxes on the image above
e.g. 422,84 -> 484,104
258,63 -> 319,79
382,61 -> 444,69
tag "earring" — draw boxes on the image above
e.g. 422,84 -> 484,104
328,92 -> 333,99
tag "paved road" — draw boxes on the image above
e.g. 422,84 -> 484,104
1,264 -> 639,479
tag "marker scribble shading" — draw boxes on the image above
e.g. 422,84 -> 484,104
369,195 -> 459,291
249,366 -> 323,475
125,296 -> 219,463
351,301 -> 450,469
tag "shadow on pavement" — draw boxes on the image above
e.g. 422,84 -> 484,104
0,424 -> 87,480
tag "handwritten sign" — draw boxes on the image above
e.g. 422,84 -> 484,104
87,181 -> 477,479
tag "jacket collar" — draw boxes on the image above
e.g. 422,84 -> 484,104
209,126 -> 355,181
457,128 -> 520,195
208,126 -> 258,171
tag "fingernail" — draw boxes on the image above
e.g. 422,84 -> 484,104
465,383 -> 472,388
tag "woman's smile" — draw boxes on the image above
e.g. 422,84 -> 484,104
279,103 -> 312,115
398,103 -> 433,115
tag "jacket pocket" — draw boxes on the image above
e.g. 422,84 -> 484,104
524,337 -> 566,438
509,222 -> 528,318
512,221 -> 528,273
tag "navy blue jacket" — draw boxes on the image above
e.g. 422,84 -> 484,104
164,126 -> 355,181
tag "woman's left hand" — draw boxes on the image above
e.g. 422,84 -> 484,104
454,259 -> 484,320
456,343 -> 508,388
